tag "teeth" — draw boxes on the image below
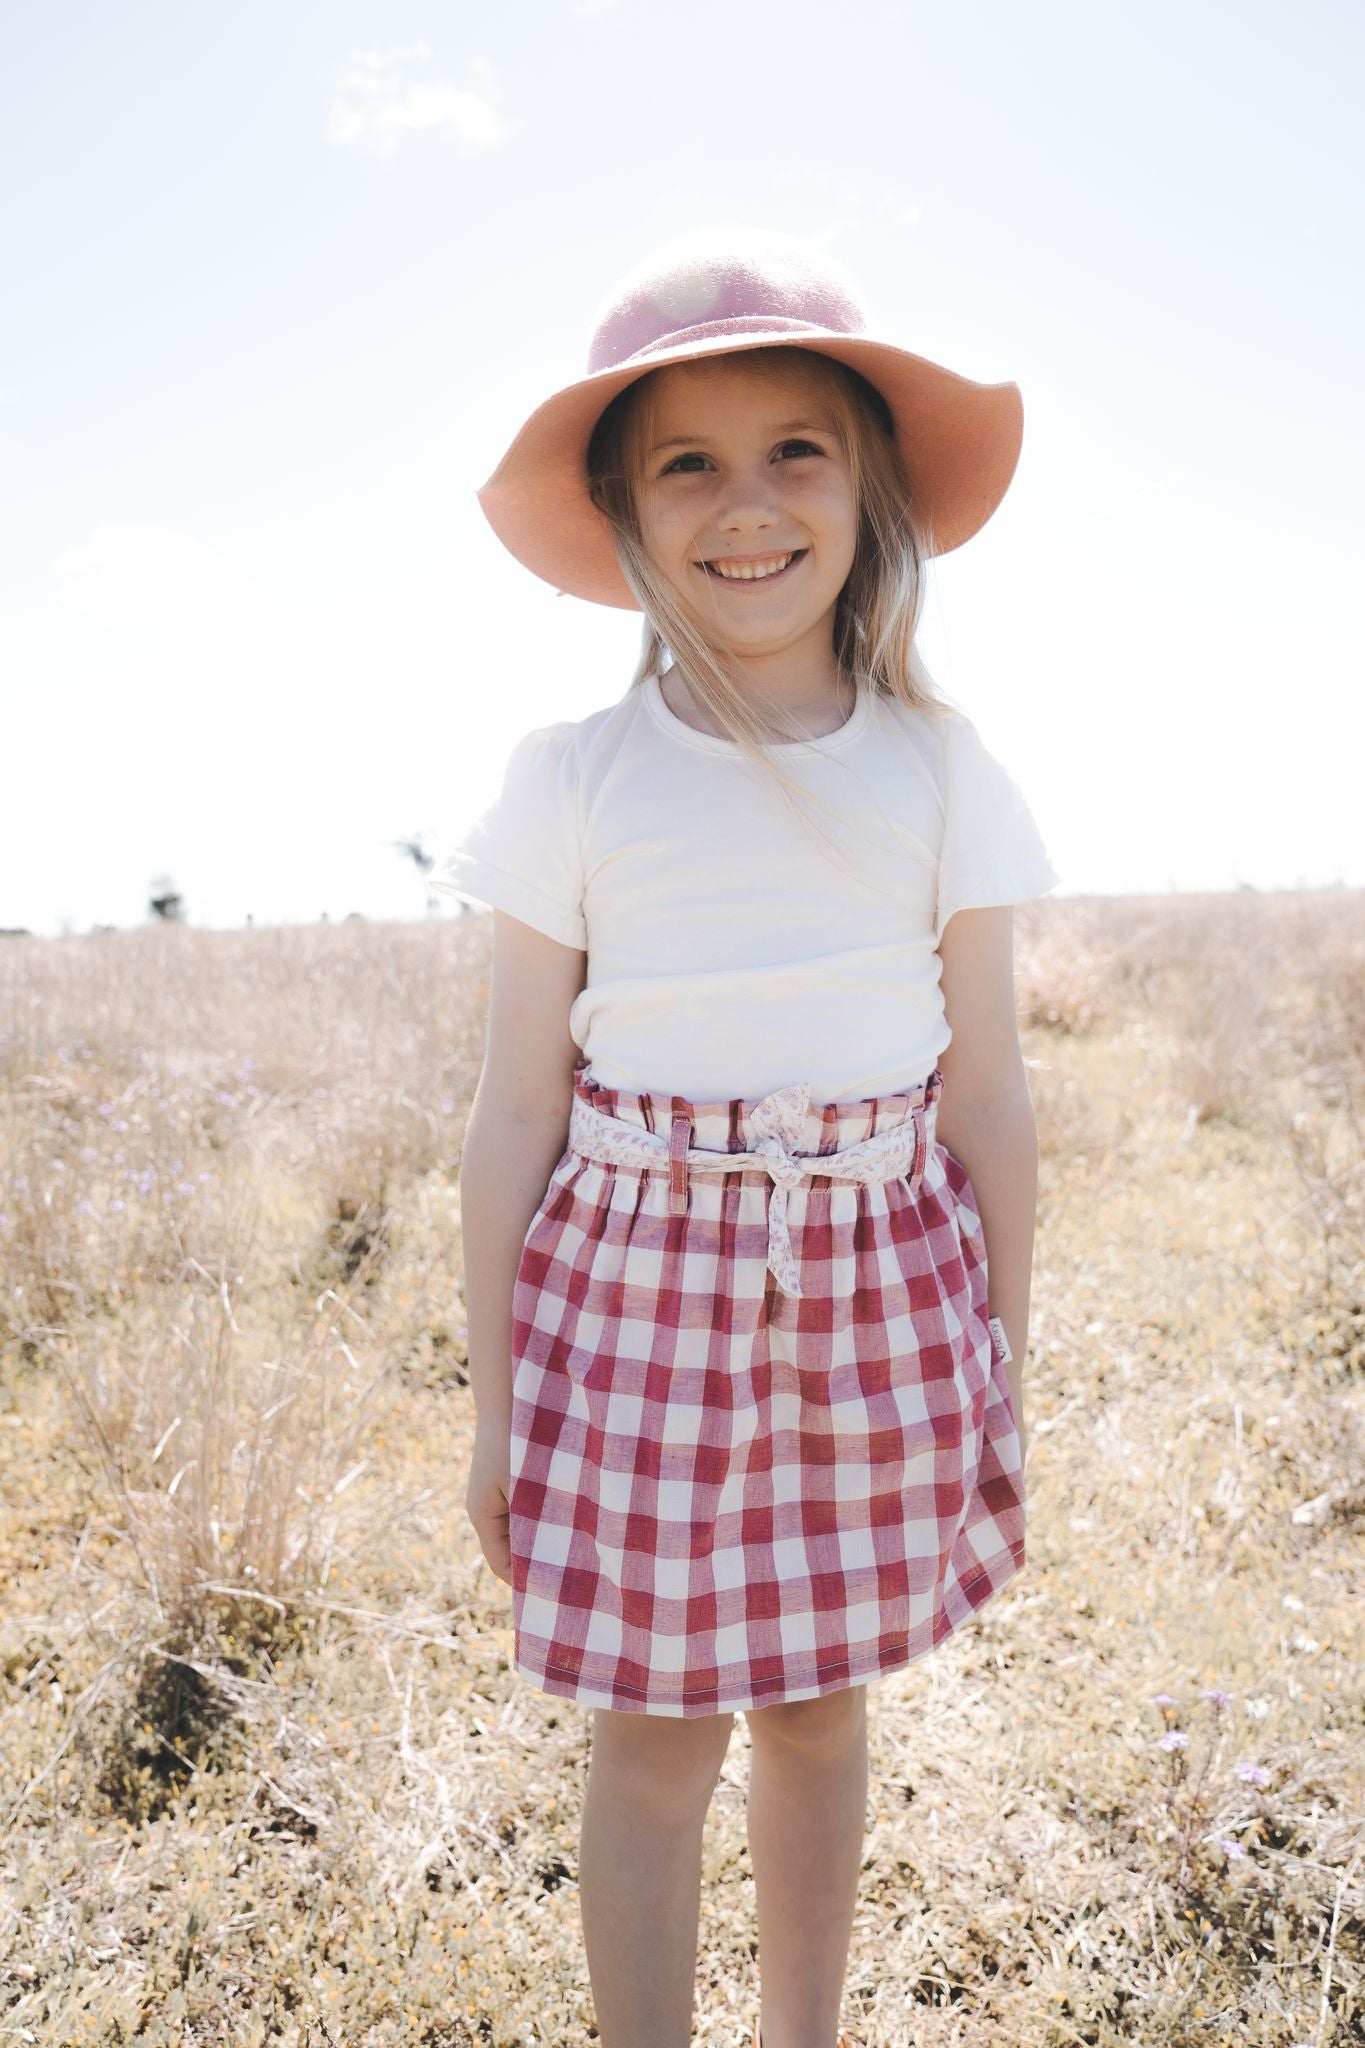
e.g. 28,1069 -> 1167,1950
710,552 -> 794,580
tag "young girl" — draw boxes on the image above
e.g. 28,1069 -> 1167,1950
439,227 -> 1059,2048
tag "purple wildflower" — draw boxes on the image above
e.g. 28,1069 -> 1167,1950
1150,1692 -> 1178,1708
1201,1687 -> 1232,1709
1236,1762 -> 1270,1787
1155,1731 -> 1189,1752
1216,1837 -> 1247,1859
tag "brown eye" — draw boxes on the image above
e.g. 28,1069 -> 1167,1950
661,440 -> 823,476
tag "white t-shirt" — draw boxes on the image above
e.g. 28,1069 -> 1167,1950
432,668 -> 1060,1102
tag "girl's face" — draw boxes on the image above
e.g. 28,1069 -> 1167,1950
634,358 -> 859,675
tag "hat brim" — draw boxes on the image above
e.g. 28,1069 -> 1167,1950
474,328 -> 1024,611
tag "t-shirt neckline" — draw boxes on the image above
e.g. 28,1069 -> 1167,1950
642,667 -> 871,756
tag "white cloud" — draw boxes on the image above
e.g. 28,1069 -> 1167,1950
51,525 -> 280,637
767,171 -> 922,233
328,48 -> 503,153
878,195 -> 922,227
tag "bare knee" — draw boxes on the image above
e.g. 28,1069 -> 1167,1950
746,1684 -> 867,1760
589,1707 -> 735,1818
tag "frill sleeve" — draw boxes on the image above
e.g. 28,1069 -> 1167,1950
430,723 -> 587,950
935,709 -> 1060,944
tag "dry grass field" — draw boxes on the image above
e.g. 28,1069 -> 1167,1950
1,890 -> 1361,2047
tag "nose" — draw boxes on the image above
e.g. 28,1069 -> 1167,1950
714,458 -> 787,536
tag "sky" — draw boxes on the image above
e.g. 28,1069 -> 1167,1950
3,0 -> 1362,936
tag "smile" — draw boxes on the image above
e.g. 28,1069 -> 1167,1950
699,549 -> 806,585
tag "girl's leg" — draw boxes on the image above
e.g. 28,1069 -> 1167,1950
579,1705 -> 736,2048
746,1684 -> 869,2048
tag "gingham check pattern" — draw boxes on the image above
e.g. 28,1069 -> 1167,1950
506,1062 -> 1027,1717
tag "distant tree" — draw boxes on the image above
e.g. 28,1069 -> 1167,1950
148,873 -> 185,923
391,833 -> 442,916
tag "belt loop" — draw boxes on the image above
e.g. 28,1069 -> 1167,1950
914,1067 -> 943,1191
668,1110 -> 692,1216
910,1099 -> 928,1192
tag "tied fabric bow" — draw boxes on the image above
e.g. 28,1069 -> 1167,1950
748,1081 -> 816,1298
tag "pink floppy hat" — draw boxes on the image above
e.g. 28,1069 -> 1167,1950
475,226 -> 1025,612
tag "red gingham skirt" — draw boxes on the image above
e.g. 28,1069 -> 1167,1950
506,1060 -> 1026,1717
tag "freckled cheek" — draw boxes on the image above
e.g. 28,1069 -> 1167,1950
652,525 -> 699,576
798,473 -> 857,521
638,507 -> 695,577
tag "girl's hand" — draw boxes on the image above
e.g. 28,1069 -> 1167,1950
465,1423 -> 514,1588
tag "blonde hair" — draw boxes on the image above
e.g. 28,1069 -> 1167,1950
585,345 -> 954,848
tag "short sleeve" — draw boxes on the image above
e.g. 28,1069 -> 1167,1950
934,710 -> 1060,944
430,723 -> 587,949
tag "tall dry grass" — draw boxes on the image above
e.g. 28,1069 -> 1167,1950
1,891 -> 1361,2046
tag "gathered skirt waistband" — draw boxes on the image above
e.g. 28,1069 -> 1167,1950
567,1063 -> 945,1299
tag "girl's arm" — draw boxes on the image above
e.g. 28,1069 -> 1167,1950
932,905 -> 1040,1462
459,909 -> 588,1436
